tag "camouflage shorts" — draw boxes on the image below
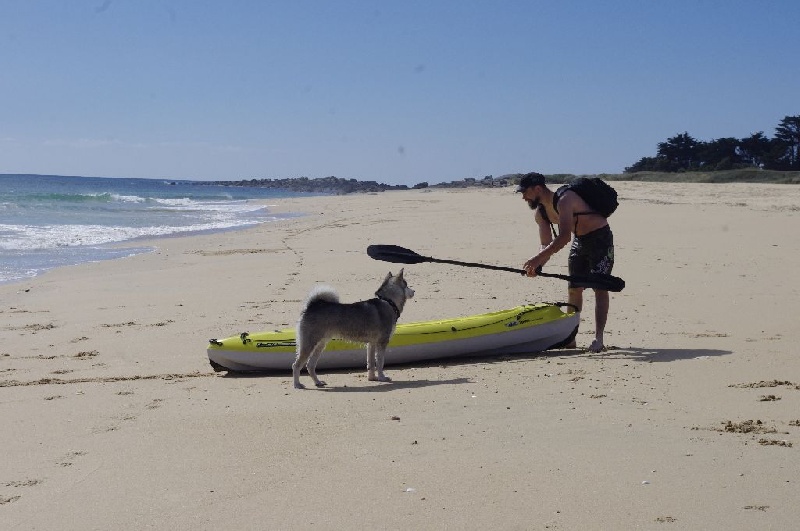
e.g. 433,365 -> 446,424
568,225 -> 614,288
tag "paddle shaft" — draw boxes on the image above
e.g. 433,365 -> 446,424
426,256 -> 525,275
430,256 -> 608,284
429,257 -> 576,281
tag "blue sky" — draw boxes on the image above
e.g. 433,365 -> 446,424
2,1 -> 798,185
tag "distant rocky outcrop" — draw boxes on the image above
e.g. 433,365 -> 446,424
425,175 -> 516,189
203,174 -> 519,194
202,176 -> 409,194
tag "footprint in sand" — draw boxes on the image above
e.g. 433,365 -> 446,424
5,479 -> 42,488
718,419 -> 778,434
2,478 -> 44,504
758,394 -> 781,401
101,322 -> 137,328
93,394 -> 167,433
148,320 -> 175,327
11,323 -> 57,333
729,380 -> 799,389
58,451 -> 87,467
757,439 -> 793,447
96,413 -> 139,433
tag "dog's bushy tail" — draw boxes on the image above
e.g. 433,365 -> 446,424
302,285 -> 339,312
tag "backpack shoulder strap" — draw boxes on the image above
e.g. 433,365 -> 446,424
552,184 -> 570,213
538,204 -> 557,239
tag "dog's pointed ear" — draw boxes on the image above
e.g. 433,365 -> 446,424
397,268 -> 404,279
384,271 -> 393,283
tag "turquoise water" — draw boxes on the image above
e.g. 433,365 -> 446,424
0,174 -> 311,284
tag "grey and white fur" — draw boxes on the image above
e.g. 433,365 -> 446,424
292,269 -> 414,389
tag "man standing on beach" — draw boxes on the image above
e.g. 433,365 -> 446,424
517,172 -> 614,353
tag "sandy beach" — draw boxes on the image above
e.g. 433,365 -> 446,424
2,181 -> 799,530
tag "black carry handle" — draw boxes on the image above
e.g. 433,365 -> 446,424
366,244 -> 625,292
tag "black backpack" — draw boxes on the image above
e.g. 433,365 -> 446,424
553,177 -> 618,218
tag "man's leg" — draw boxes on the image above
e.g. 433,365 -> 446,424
589,289 -> 609,353
565,287 -> 583,348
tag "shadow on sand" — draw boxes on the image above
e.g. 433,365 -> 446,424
588,347 -> 732,362
219,368 -> 472,391
216,347 -> 732,387
317,377 -> 472,393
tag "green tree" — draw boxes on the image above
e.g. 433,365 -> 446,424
657,132 -> 701,171
738,132 -> 772,167
625,116 -> 800,173
624,156 -> 658,173
773,115 -> 800,169
698,137 -> 742,170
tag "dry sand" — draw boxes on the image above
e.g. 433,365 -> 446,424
2,182 -> 799,530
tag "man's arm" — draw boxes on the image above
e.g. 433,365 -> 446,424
524,192 -> 576,276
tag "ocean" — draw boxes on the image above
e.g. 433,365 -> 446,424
0,174 -> 312,285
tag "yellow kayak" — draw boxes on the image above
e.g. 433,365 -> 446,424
207,303 -> 579,372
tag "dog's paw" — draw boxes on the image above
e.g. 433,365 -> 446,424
293,382 -> 306,390
370,375 -> 392,382
314,380 -> 327,387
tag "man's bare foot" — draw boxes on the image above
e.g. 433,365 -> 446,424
588,339 -> 604,353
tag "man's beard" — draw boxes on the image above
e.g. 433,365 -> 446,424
527,198 -> 541,210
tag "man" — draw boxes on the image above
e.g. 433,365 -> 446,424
517,172 -> 614,353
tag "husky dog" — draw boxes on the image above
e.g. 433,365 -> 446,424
292,269 -> 414,389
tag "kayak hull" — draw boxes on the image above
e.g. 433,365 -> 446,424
207,303 -> 579,372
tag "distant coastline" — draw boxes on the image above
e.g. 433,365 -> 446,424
4,168 -> 799,198
201,168 -> 800,194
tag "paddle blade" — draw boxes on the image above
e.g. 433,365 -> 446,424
367,244 -> 430,265
535,266 -> 626,292
569,274 -> 626,292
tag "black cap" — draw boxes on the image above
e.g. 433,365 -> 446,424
516,172 -> 546,192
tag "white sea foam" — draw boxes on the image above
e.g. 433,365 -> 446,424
0,216 -> 274,250
110,193 -> 147,203
152,197 -> 196,207
150,198 -> 267,213
0,174 -> 306,285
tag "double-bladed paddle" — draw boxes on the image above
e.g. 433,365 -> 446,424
366,244 -> 625,292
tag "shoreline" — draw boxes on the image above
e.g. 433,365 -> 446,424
2,182 -> 800,529
0,173 -> 314,287
0,203 -> 308,288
